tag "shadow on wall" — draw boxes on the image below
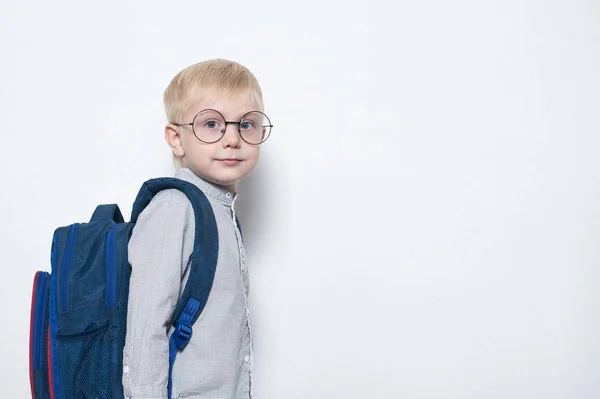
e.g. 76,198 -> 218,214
235,151 -> 282,269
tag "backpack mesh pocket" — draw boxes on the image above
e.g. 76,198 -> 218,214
56,325 -> 111,399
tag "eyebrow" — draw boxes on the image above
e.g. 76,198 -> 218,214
200,108 -> 261,120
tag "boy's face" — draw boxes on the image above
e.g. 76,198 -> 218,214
166,91 -> 262,192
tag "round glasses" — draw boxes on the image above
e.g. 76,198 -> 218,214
173,109 -> 273,145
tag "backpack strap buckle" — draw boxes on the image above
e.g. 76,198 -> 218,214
173,323 -> 193,350
168,298 -> 202,399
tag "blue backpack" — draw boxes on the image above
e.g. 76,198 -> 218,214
29,177 -> 239,399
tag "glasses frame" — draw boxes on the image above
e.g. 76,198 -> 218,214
172,109 -> 273,145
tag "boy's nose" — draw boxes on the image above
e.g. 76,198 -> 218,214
221,123 -> 241,147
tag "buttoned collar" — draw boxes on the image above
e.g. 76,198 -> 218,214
175,168 -> 237,205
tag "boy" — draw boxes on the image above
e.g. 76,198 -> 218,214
122,59 -> 271,399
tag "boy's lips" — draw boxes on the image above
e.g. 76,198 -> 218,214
217,158 -> 242,165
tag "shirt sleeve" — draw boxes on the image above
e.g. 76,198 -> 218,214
122,189 -> 194,399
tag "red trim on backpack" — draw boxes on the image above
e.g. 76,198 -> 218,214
29,272 -> 39,399
47,327 -> 55,399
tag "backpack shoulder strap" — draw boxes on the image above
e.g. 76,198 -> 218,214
131,177 -> 218,324
131,177 -> 219,399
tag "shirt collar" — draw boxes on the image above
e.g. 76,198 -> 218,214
174,168 -> 237,205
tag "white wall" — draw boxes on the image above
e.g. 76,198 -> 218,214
1,0 -> 599,397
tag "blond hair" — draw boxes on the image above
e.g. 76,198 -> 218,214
164,59 -> 264,167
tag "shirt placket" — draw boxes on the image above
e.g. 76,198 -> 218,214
231,196 -> 254,398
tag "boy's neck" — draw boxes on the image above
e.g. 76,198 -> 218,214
176,167 -> 238,200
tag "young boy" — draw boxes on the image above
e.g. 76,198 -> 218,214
122,59 -> 271,399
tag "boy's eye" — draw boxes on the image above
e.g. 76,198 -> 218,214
205,120 -> 220,129
240,121 -> 254,130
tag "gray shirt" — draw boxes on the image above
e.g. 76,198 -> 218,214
122,168 -> 253,399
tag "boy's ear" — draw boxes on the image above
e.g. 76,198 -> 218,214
165,124 -> 185,158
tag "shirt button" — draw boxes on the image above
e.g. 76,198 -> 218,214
244,355 -> 250,363
225,193 -> 232,198
123,365 -> 130,373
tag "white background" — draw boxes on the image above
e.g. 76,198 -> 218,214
1,0 -> 599,398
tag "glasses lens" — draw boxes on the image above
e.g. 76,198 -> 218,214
193,110 -> 225,143
240,111 -> 271,144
